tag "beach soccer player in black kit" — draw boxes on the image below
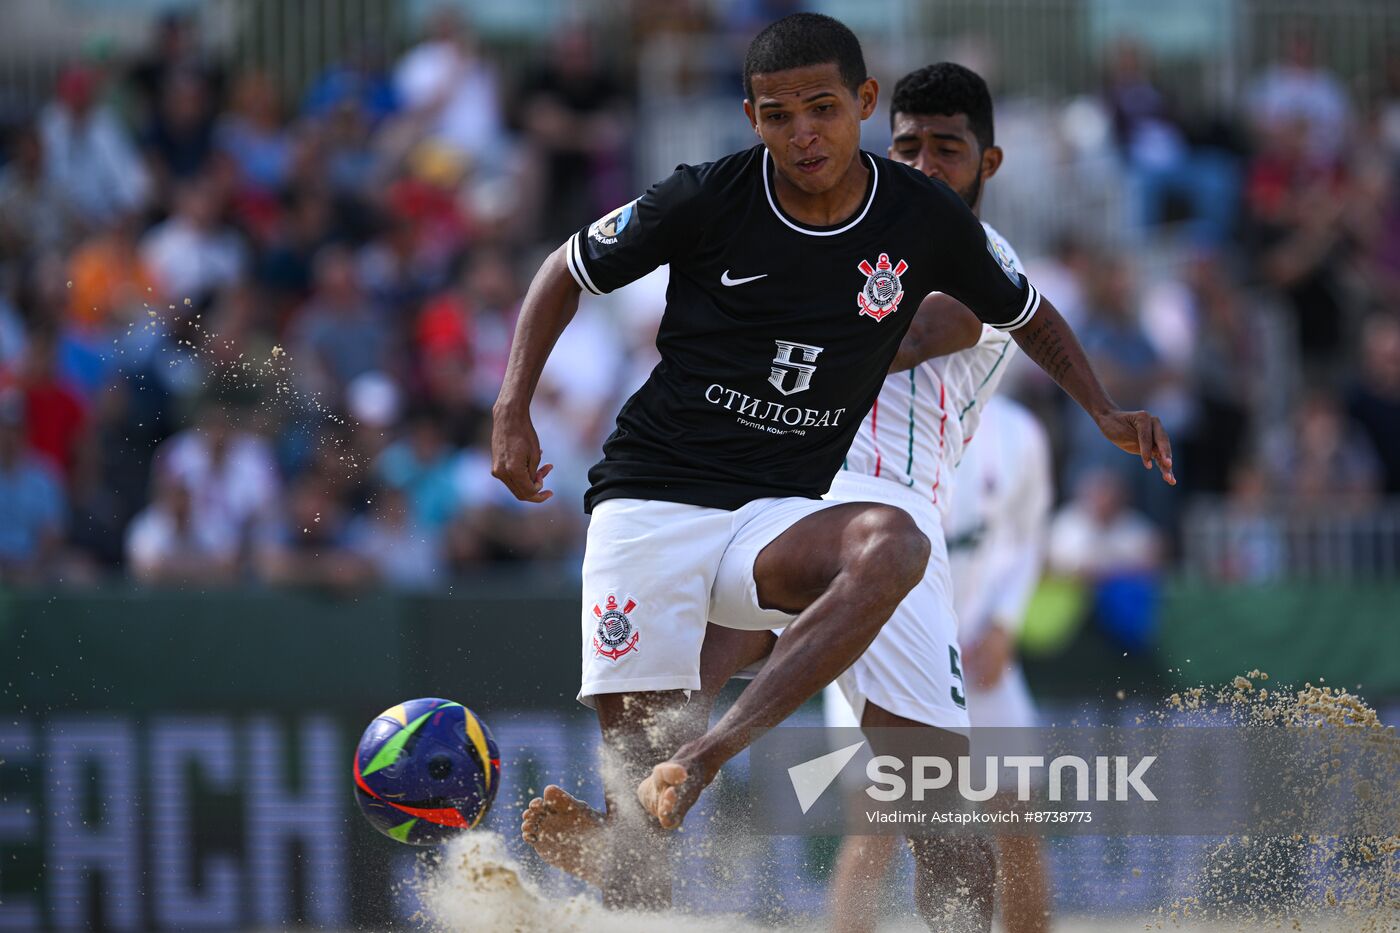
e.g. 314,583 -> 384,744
493,12 -> 1174,929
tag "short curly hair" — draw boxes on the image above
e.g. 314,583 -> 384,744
890,63 -> 994,151
743,13 -> 867,103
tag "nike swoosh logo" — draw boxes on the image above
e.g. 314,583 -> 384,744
721,270 -> 768,286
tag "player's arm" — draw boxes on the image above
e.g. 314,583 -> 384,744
491,246 -> 580,503
1010,299 -> 1172,484
929,191 -> 1174,485
888,293 -> 982,372
492,165 -> 706,503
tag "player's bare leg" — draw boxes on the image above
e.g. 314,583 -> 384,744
997,833 -> 1051,933
828,833 -> 898,933
860,701 -> 994,933
637,503 -> 930,828
520,785 -> 607,886
524,626 -> 775,888
589,690 -> 704,909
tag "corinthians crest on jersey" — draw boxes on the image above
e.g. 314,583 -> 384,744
592,593 -> 640,660
857,253 -> 909,321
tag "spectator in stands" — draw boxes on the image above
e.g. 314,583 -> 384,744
302,41 -> 398,127
447,424 -> 584,566
1247,31 -> 1351,166
154,400 -> 281,557
215,70 -> 292,194
17,328 -> 86,480
127,9 -> 224,129
519,25 -> 630,242
125,474 -> 238,585
140,174 -> 247,304
1050,468 -> 1162,578
357,212 -> 444,318
1102,39 -> 1237,246
0,124 -> 76,271
68,373 -> 171,569
1144,253 -> 1262,493
1347,313 -> 1400,493
347,484 -> 443,589
39,66 -> 151,229
65,214 -> 158,334
255,472 -> 370,589
376,408 -> 459,534
141,68 -> 217,190
1064,255 -> 1175,505
1215,457 -> 1286,583
1049,468 -> 1163,651
0,391 -> 65,584
287,244 -> 391,402
1264,389 -> 1382,509
254,186 -> 337,305
1245,113 -> 1358,369
318,98 -> 382,195
415,246 -> 520,438
392,8 -> 510,177
1023,230 -> 1093,329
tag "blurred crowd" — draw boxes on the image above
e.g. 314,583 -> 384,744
1012,31 -> 1400,586
0,7 -> 1398,590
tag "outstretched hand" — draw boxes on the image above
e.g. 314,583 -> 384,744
1095,409 -> 1175,485
491,406 -> 555,503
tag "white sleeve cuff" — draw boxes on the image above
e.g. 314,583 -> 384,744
993,283 -> 1040,332
565,232 -> 604,295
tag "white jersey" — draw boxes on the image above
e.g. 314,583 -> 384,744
840,223 -> 1024,522
945,395 -> 1053,640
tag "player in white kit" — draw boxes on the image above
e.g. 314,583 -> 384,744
949,394 -> 1051,733
946,393 -> 1054,933
809,63 -> 1040,933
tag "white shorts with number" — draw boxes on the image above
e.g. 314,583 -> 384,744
578,496 -> 842,705
721,471 -> 970,731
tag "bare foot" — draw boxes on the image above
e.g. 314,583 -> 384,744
519,785 -> 606,886
636,760 -> 709,829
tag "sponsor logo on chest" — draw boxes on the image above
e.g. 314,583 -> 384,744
703,339 -> 849,437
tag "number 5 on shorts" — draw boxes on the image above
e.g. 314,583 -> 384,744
949,645 -> 967,709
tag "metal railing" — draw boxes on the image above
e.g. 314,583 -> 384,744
1181,498 -> 1400,583
228,0 -> 406,104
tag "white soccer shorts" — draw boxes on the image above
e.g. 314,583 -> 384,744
577,495 -> 841,705
715,470 -> 970,731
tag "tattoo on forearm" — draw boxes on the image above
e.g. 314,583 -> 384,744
1021,323 -> 1072,385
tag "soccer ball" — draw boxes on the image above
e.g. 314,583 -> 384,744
352,698 -> 501,845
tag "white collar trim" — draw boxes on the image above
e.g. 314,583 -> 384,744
762,149 -> 878,236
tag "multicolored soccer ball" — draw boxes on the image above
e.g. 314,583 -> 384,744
352,698 -> 501,845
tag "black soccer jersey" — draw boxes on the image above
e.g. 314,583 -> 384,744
566,145 -> 1041,512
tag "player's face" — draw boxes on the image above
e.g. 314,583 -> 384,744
889,112 -> 1002,210
744,63 -> 878,196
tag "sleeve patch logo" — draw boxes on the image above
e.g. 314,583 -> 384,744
588,200 -> 636,246
987,235 -> 1020,284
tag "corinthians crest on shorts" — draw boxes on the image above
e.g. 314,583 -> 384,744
856,253 -> 909,321
592,593 -> 640,660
